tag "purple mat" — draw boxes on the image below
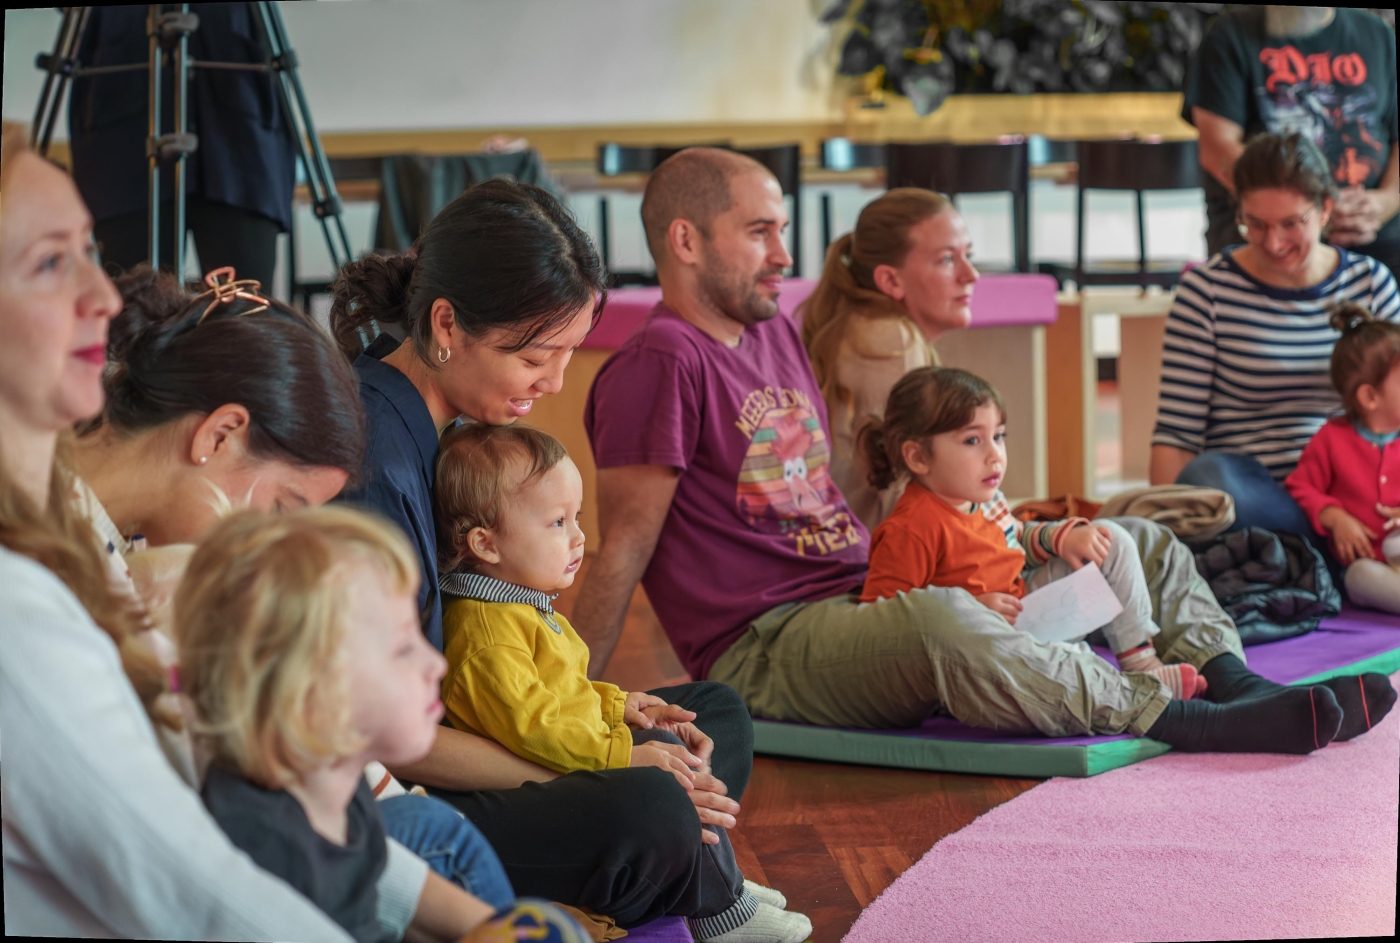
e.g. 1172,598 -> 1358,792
624,916 -> 692,941
758,606 -> 1400,747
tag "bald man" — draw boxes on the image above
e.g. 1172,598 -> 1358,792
575,147 -> 1376,756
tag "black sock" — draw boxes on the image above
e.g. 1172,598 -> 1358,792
1145,684 -> 1342,754
1200,653 -> 1287,703
1319,673 -> 1398,741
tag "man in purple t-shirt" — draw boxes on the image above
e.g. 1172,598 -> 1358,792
573,148 -> 1374,755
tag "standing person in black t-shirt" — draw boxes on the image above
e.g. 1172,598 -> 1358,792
1183,6 -> 1399,273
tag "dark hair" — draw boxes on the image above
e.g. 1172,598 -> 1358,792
329,178 -> 607,362
1329,302 -> 1400,418
1233,132 -> 1338,209
97,265 -> 366,481
858,367 -> 1006,491
434,422 -> 568,574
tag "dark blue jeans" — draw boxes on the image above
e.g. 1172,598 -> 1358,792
1175,451 -> 1344,586
380,793 -> 515,909
1175,451 -> 1312,537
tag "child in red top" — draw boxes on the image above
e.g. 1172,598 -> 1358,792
860,367 -> 1206,699
1286,303 -> 1400,613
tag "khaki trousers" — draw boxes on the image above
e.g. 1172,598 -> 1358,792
708,517 -> 1244,737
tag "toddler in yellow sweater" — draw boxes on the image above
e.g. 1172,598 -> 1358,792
432,422 -> 809,943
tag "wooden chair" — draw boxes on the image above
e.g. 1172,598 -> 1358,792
885,140 -> 1031,273
1074,138 -> 1200,289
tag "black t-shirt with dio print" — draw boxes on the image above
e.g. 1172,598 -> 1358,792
1183,6 -> 1399,254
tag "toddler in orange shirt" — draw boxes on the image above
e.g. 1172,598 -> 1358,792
859,367 -> 1205,699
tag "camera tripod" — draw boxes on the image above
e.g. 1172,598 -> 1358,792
30,3 -> 351,299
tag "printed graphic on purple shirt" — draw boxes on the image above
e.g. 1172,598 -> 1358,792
734,387 -> 862,556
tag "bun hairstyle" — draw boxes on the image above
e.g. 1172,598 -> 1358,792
329,177 -> 607,362
801,188 -> 953,413
1233,131 -> 1338,210
96,265 -> 366,482
1329,302 -> 1400,418
433,422 -> 567,575
858,366 -> 1005,491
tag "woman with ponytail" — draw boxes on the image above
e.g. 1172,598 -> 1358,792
799,187 -> 978,530
0,121 -> 355,940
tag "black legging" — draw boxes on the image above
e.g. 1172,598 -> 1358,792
94,195 -> 281,289
426,681 -> 754,928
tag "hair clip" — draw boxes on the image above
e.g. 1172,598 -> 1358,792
193,266 -> 270,325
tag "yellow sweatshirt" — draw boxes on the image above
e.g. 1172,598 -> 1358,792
440,575 -> 632,773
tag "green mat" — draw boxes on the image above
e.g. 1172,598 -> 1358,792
752,625 -> 1400,778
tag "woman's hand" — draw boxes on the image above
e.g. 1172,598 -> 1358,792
687,771 -> 739,844
977,593 -> 1023,624
1059,523 -> 1111,570
662,721 -> 714,771
629,740 -> 701,789
1320,505 -> 1376,564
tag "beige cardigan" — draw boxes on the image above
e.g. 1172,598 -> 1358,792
823,312 -> 938,533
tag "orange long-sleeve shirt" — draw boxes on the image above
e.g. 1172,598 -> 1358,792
861,480 -> 1029,602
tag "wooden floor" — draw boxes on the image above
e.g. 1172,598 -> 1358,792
556,560 -> 1042,942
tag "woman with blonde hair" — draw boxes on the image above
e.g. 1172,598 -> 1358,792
800,187 -> 979,530
0,121 -> 363,940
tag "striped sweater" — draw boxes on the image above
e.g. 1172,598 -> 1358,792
1151,247 -> 1400,480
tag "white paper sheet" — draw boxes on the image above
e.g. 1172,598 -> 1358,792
1015,562 -> 1124,644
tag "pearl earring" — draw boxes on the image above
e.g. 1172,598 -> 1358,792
198,456 -> 208,465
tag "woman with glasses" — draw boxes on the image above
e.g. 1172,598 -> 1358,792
1150,132 -> 1400,539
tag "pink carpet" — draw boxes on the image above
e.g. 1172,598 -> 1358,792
844,672 -> 1400,943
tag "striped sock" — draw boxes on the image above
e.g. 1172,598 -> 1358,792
1144,663 -> 1207,700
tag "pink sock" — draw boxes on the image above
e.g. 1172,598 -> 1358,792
1117,644 -> 1208,699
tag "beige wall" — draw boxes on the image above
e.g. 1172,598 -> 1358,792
3,1 -> 842,136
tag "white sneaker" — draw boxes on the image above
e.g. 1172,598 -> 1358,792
742,880 -> 787,910
695,902 -> 812,943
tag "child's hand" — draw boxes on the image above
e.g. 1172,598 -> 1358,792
622,691 -> 669,728
629,741 -> 702,790
639,702 -> 698,731
1321,506 -> 1376,564
977,593 -> 1023,624
1059,523 -> 1111,570
1376,503 -> 1400,530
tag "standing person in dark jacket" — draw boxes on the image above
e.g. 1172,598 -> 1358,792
67,3 -> 294,288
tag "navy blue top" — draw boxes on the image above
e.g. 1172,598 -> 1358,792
66,3 -> 297,230
338,334 -> 445,650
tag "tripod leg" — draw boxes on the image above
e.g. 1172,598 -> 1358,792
31,8 -> 83,154
250,1 -> 352,270
147,4 -> 163,271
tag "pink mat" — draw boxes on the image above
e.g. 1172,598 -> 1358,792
844,672 -> 1400,943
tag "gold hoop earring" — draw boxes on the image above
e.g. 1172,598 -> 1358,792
438,346 -> 451,363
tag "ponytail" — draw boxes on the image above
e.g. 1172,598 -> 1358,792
857,418 -> 899,491
327,252 -> 416,360
1329,302 -> 1400,418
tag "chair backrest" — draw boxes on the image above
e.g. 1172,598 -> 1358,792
374,151 -> 558,251
885,141 -> 1029,195
738,144 -> 801,197
1076,139 -> 1200,192
597,144 -> 658,176
820,138 -> 886,171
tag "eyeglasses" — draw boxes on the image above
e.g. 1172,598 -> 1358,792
1236,207 -> 1317,241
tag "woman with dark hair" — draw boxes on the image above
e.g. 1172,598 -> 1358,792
73,263 -> 518,913
1151,131 -> 1400,536
330,178 -> 769,933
